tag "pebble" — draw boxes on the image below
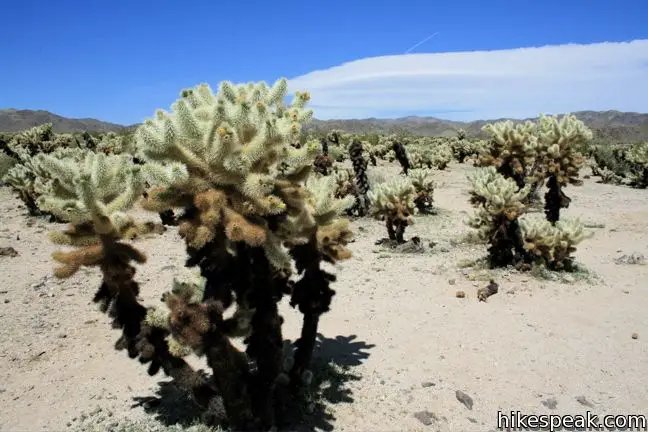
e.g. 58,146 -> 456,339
456,390 -> 474,410
413,410 -> 436,426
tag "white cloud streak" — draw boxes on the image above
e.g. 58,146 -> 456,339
287,40 -> 648,121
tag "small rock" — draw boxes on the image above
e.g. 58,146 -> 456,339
575,396 -> 594,407
413,410 -> 436,426
456,390 -> 473,410
3,299 -> 9,304
0,247 -> 19,258
632,333 -> 638,340
456,290 -> 465,298
421,381 -> 435,388
448,279 -> 456,285
615,253 -> 645,265
541,397 -> 558,409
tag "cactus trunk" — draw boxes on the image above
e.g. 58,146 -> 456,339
544,174 -> 571,224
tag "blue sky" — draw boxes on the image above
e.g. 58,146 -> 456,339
1,0 -> 647,124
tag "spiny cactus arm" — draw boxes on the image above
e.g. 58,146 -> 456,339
520,216 -> 592,269
35,152 -> 144,227
303,174 -> 354,262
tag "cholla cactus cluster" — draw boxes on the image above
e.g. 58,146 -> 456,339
408,137 -> 454,170
30,78 -> 354,431
367,177 -> 417,243
479,114 -> 592,223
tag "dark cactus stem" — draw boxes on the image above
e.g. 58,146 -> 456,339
386,218 -> 406,243
288,236 -> 336,388
327,132 -> 340,146
319,137 -> 329,156
348,140 -> 370,216
497,162 -> 526,189
158,210 -> 178,226
488,216 -> 527,268
92,236 -> 222,416
242,246 -> 286,430
0,137 -> 18,159
392,141 -> 410,174
369,153 -> 377,166
544,174 -> 570,224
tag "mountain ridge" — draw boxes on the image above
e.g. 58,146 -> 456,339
2,108 -> 647,141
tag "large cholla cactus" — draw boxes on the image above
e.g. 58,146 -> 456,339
36,79 -> 354,431
519,216 -> 592,271
536,114 -> 592,223
467,166 -> 531,268
367,177 -> 417,243
407,168 -> 435,214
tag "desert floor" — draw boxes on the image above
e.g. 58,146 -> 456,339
1,162 -> 647,432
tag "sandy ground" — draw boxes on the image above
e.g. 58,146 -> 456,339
1,162 -> 647,432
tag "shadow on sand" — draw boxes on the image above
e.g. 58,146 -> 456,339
131,333 -> 375,431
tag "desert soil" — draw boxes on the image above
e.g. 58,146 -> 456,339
0,162 -> 647,432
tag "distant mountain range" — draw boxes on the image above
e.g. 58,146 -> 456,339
2,108 -> 647,142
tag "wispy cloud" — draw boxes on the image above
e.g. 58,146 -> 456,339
287,40 -> 648,121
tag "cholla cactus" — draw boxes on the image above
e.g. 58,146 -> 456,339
467,166 -> 531,267
95,132 -> 136,155
36,78 -> 352,431
520,216 -> 592,270
407,168 -> 435,213
536,114 -> 592,223
368,177 -> 417,243
480,120 -> 539,189
33,151 -> 161,276
624,141 -> 648,188
304,174 -> 355,262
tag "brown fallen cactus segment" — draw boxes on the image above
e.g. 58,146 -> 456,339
477,280 -> 499,302
34,78 -> 353,431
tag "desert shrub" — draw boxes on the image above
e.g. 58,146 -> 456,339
466,165 -> 592,271
35,78 -> 355,431
367,177 -> 417,243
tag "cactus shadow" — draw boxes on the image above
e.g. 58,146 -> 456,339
283,332 -> 375,432
129,333 -> 374,431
